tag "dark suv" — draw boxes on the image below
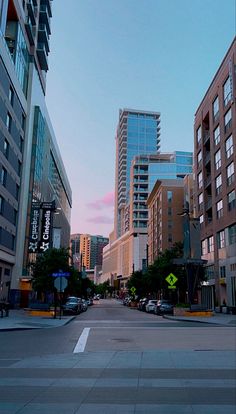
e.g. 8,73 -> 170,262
154,300 -> 174,315
62,297 -> 82,315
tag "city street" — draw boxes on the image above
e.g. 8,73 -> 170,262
0,299 -> 235,413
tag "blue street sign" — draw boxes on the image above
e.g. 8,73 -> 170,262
52,272 -> 70,277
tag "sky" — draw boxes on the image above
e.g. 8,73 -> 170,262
45,0 -> 236,237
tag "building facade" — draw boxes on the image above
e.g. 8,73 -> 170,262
71,233 -> 109,271
0,0 -> 72,306
147,179 -> 185,264
102,150 -> 193,289
114,108 -> 161,239
194,37 -> 236,308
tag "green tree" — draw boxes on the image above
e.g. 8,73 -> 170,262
31,248 -> 71,298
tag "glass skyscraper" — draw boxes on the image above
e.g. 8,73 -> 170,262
114,109 -> 161,238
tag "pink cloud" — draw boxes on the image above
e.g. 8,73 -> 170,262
87,215 -> 113,224
87,191 -> 114,210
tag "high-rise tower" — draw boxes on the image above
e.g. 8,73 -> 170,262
114,109 -> 160,239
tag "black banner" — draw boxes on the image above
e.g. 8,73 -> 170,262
28,204 -> 40,253
38,207 -> 53,252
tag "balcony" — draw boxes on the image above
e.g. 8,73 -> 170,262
41,0 -> 52,18
25,18 -> 36,45
204,151 -> 211,165
27,0 -> 37,26
203,131 -> 210,144
36,42 -> 48,71
39,4 -> 51,34
38,23 -> 50,53
205,196 -> 212,210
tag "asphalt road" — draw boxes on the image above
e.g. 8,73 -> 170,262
0,299 -> 235,358
0,299 -> 235,413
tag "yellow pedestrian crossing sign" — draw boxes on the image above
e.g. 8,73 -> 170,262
165,273 -> 178,289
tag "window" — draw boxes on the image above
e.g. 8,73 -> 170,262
215,174 -> 222,195
197,126 -> 202,143
227,162 -> 234,186
9,86 -> 14,105
223,76 -> 232,106
201,239 -> 207,255
197,151 -> 202,166
220,266 -> 226,278
217,230 -> 225,249
214,125 -> 220,145
199,214 -> 204,224
208,236 -> 214,253
213,96 -> 219,121
168,234 -> 173,243
216,199 -> 223,218
6,113 -> 12,132
0,196 -> 3,214
198,192 -> 203,207
168,220 -> 173,229
18,161 -> 22,176
167,191 -> 172,202
198,171 -> 203,189
21,114 -> 26,132
214,149 -> 221,170
224,108 -> 232,133
225,135 -> 233,159
1,167 -> 7,186
20,136 -> 24,152
229,224 -> 236,244
168,207 -> 172,216
228,190 -> 236,211
4,140 -> 9,159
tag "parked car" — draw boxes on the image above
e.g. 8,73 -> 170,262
62,297 -> 82,315
93,295 -> 100,301
138,298 -> 148,311
81,299 -> 88,312
146,300 -> 157,313
154,300 -> 174,315
87,298 -> 93,306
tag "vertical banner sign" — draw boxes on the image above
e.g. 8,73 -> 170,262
28,203 -> 40,253
38,202 -> 54,252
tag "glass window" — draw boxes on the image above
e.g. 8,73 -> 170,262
216,199 -> 223,218
228,190 -> 236,211
199,214 -> 204,224
198,192 -> 203,206
214,125 -> 220,145
201,239 -> 207,255
215,174 -> 222,195
9,86 -> 14,105
4,140 -> 9,159
227,162 -> 234,186
214,149 -> 221,170
220,266 -> 226,278
168,207 -> 172,216
0,196 -> 3,214
198,171 -> 203,189
197,150 -> 202,166
6,113 -> 12,132
197,126 -> 201,143
224,108 -> 232,132
225,135 -> 233,159
217,230 -> 225,249
213,96 -> 219,121
167,191 -> 172,202
208,236 -> 214,253
1,167 -> 7,186
223,76 -> 232,106
229,224 -> 236,244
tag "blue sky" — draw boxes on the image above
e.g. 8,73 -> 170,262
45,0 -> 235,237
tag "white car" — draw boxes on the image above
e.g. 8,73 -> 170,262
146,300 -> 157,313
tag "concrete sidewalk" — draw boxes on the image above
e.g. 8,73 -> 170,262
0,309 -> 75,331
164,312 -> 236,326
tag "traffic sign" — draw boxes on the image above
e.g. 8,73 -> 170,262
54,276 -> 68,292
165,273 -> 178,286
130,286 -> 136,295
52,272 -> 70,277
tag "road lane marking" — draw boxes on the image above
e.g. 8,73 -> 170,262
73,328 -> 90,353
